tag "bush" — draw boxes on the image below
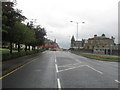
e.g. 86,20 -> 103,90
2,53 -> 12,61
2,49 -> 44,61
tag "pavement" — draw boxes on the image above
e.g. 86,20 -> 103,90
1,51 -> 119,89
2,52 -> 44,76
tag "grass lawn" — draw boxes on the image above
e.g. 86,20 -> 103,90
72,51 -> 120,62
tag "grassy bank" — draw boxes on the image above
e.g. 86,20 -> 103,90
72,51 -> 120,62
2,49 -> 45,61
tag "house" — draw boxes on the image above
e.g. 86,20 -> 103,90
84,34 -> 115,54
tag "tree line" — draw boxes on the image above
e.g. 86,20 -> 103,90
2,1 -> 46,53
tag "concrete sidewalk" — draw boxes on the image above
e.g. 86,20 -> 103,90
1,52 -> 43,76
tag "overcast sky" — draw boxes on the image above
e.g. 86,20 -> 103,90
15,0 -> 119,49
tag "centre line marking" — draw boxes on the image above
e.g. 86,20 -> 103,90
86,65 -> 103,74
55,64 -> 58,73
57,78 -> 61,89
55,58 -> 56,63
54,52 -> 57,63
115,80 -> 120,83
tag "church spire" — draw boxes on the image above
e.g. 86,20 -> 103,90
71,36 -> 75,41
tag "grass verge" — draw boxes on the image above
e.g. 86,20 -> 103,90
72,51 -> 120,62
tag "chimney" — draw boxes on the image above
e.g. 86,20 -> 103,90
94,34 -> 97,38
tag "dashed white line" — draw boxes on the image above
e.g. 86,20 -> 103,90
115,80 -> 120,83
55,64 -> 58,73
55,58 -> 56,63
57,78 -> 61,89
86,65 -> 103,74
54,53 -> 61,89
54,52 -> 57,63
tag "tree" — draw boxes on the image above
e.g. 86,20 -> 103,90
33,25 -> 46,47
2,1 -> 47,53
2,1 -> 26,53
13,22 -> 35,52
26,22 -> 46,50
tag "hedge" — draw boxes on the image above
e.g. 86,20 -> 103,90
2,49 -> 45,61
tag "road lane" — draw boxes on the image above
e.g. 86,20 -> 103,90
3,51 -> 57,88
2,51 -> 119,88
55,51 -> 118,88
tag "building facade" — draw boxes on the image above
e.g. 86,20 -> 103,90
70,34 -> 119,55
84,34 -> 115,54
44,38 -> 60,51
71,36 -> 84,49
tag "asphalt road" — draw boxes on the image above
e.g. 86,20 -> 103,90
2,51 -> 119,89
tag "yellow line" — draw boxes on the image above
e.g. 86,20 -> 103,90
0,57 -> 39,79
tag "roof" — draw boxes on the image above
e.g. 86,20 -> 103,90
88,36 -> 110,40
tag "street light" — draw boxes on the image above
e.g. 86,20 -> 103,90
70,21 -> 85,41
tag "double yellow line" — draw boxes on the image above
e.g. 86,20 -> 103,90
0,56 -> 39,79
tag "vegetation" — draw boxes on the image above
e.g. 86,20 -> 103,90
0,48 -> 10,53
2,1 -> 46,54
80,54 -> 120,62
2,49 -> 45,61
72,51 -> 120,62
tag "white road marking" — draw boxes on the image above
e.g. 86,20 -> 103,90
58,63 -> 79,68
75,59 -> 81,63
115,80 -> 120,83
58,65 -> 87,72
55,58 -> 56,63
54,51 -> 56,63
57,78 -> 61,89
55,64 -> 58,73
86,65 -> 103,74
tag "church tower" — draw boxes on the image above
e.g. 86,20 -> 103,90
71,36 -> 75,49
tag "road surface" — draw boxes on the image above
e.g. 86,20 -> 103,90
2,51 -> 119,89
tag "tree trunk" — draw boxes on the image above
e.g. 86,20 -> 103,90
10,42 -> 12,54
32,46 -> 34,50
25,44 -> 27,51
18,43 -> 20,52
33,46 -> 35,50
28,45 -> 30,51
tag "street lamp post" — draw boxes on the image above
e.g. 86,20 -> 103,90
70,21 -> 85,41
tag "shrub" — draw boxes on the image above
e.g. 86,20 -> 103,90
2,49 -> 44,61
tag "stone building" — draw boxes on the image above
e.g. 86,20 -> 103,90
70,36 -> 84,49
84,34 -> 115,54
44,38 -> 60,51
